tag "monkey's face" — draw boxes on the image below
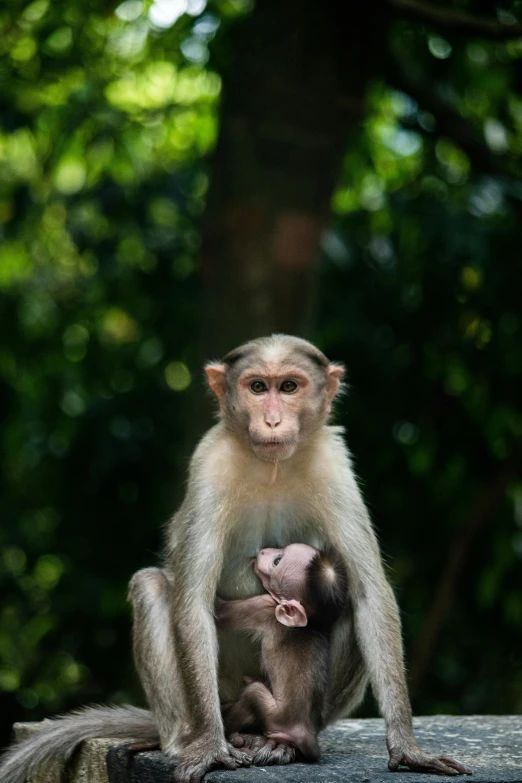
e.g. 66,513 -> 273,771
234,363 -> 316,462
255,543 -> 316,600
205,336 -> 345,463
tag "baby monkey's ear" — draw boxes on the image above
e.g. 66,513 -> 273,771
275,599 -> 308,628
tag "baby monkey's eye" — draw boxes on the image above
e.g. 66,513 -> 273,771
273,556 -> 282,567
280,380 -> 298,393
250,380 -> 267,394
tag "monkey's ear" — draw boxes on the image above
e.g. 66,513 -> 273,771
275,600 -> 308,628
326,363 -> 345,402
205,364 -> 226,401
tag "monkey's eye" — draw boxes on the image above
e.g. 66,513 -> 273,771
273,556 -> 282,567
250,380 -> 267,394
280,380 -> 298,394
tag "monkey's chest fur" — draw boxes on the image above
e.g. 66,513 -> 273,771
218,501 -> 324,599
217,499 -> 325,701
205,425 -> 343,701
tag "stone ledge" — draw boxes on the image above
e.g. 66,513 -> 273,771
16,716 -> 522,783
13,723 -> 143,783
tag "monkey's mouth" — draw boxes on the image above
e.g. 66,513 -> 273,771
252,438 -> 293,447
250,436 -> 298,462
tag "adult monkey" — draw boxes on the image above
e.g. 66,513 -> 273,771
130,334 -> 470,781
0,335 -> 470,783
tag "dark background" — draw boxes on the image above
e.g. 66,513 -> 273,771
1,0 -> 522,747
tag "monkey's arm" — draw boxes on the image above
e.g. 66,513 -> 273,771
329,476 -> 471,776
215,594 -> 277,631
166,504 -> 252,783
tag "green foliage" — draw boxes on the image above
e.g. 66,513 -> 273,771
0,0 -> 230,741
1,0 -> 521,745
323,10 -> 522,716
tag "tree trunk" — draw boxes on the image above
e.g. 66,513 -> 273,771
199,0 -> 388,357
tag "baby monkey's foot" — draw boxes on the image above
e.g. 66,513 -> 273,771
228,732 -> 296,765
253,738 -> 296,766
228,732 -> 266,752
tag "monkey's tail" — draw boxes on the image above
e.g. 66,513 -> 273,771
0,704 -> 158,783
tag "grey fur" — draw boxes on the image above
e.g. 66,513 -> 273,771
0,705 -> 157,783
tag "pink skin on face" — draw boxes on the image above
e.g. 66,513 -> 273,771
254,543 -> 317,601
238,368 -> 311,462
205,355 -> 344,464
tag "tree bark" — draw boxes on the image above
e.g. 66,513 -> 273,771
199,0 -> 387,357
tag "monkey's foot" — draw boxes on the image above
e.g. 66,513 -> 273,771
388,746 -> 472,776
174,742 -> 251,783
253,739 -> 296,766
228,732 -> 267,752
228,733 -> 296,765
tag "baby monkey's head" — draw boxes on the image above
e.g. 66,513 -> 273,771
255,543 -> 348,631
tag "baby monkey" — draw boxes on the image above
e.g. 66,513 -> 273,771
215,543 -> 348,764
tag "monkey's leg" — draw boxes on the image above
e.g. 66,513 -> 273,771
225,689 -> 271,755
328,607 -> 470,775
325,611 -> 369,722
129,568 -> 186,755
325,507 -> 471,776
222,684 -> 265,737
129,568 -> 252,781
226,682 -> 296,767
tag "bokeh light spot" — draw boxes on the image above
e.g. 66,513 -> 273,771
33,554 -> 64,590
100,308 -> 140,345
54,160 -> 86,195
115,0 -> 144,21
428,35 -> 452,59
165,361 -> 191,391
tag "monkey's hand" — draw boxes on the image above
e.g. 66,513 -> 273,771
174,739 -> 252,783
388,742 -> 472,776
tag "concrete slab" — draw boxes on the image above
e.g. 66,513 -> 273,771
106,716 -> 522,783
14,716 -> 522,783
